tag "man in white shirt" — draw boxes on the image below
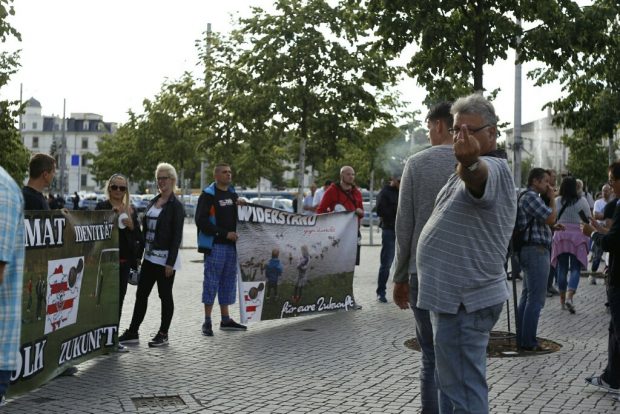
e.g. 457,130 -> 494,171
312,180 -> 332,211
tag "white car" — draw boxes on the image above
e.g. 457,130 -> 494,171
249,197 -> 294,212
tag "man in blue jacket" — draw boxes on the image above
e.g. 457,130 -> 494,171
196,163 -> 247,336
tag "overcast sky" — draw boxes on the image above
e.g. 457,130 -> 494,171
4,0 -> 565,131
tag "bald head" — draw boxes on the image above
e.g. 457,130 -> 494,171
340,166 -> 356,188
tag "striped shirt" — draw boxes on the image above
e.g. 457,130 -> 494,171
516,189 -> 552,247
0,167 -> 25,371
416,157 -> 517,314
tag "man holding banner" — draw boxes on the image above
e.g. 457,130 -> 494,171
196,163 -> 247,337
317,166 -> 364,267
0,166 -> 25,404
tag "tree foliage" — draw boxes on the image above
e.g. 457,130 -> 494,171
230,0 -> 399,180
349,0 -> 585,107
0,0 -> 29,182
562,131 -> 611,190
527,0 -> 620,160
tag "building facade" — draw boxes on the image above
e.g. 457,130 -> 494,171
20,97 -> 117,193
504,111 -> 572,181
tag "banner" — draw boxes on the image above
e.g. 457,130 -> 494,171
236,204 -> 358,323
9,210 -> 119,396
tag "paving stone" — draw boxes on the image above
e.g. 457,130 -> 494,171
2,224 -> 619,412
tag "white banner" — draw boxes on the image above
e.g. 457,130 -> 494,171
237,204 -> 358,323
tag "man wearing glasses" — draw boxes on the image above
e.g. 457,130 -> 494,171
416,94 -> 516,412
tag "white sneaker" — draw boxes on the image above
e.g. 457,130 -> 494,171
589,275 -> 597,285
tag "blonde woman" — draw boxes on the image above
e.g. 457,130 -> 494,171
119,163 -> 185,347
95,174 -> 142,321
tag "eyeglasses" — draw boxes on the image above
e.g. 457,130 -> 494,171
448,124 -> 492,136
109,185 -> 127,192
157,176 -> 170,181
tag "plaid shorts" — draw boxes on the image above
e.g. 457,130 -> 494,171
202,243 -> 238,305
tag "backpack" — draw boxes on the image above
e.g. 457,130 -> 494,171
509,191 -> 534,256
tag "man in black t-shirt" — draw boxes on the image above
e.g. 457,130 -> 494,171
196,163 -> 247,337
22,153 -> 56,210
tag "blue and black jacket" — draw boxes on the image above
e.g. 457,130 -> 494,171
196,182 -> 237,254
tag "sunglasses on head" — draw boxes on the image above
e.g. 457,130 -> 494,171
110,185 -> 127,192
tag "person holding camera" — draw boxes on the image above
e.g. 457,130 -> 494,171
551,176 -> 591,314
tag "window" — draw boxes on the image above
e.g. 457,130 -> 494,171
81,156 -> 88,167
81,174 -> 88,187
83,121 -> 89,131
81,137 -> 88,149
32,121 -> 37,129
21,122 -> 25,130
32,136 -> 39,148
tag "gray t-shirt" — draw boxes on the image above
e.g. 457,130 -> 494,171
393,145 -> 456,284
416,156 -> 517,314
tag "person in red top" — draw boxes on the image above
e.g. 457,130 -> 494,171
316,166 -> 364,220
317,166 -> 365,268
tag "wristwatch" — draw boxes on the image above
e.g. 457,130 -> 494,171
466,160 -> 480,172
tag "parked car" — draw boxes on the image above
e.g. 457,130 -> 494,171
249,197 -> 294,212
78,193 -> 105,210
361,201 -> 380,227
132,194 -> 155,213
180,194 -> 199,217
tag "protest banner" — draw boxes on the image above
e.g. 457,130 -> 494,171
9,210 -> 119,396
236,204 -> 358,323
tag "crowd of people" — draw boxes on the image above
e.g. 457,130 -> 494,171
0,92 -> 618,412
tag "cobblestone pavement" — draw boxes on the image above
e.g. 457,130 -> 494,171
4,225 -> 619,413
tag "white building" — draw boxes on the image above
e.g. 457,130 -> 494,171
20,97 -> 117,193
505,110 -> 572,177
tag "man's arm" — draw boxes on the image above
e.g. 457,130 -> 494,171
454,125 -> 488,198
316,186 -> 335,214
392,161 -> 415,309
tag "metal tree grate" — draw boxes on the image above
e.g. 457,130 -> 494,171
131,395 -> 186,409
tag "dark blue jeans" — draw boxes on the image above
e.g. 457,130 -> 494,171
0,370 -> 11,399
517,245 -> 550,348
376,228 -> 395,297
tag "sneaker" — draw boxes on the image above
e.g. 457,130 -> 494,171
118,329 -> 139,344
202,322 -> 213,337
585,375 -> 620,393
377,295 -> 388,303
148,332 -> 169,347
561,303 -> 567,310
117,344 -> 129,353
566,299 -> 576,314
548,286 -> 559,295
589,275 -> 597,285
220,319 -> 247,331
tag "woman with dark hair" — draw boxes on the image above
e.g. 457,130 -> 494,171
119,163 -> 184,348
551,176 -> 591,313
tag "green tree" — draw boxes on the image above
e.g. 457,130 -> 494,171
195,30 -> 288,188
562,131 -> 612,191
89,111 -> 149,184
0,0 -> 29,182
229,0 -> 399,194
350,0 -> 582,106
527,0 -> 620,168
